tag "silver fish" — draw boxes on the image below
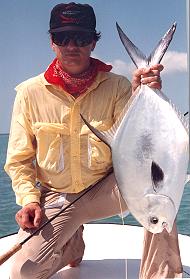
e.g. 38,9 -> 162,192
81,23 -> 189,234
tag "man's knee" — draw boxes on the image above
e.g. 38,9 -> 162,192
9,255 -> 52,279
10,259 -> 39,279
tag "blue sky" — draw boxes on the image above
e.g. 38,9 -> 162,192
0,0 -> 188,133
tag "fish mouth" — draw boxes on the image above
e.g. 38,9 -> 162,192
145,193 -> 176,233
162,222 -> 170,232
147,217 -> 172,233
148,216 -> 170,233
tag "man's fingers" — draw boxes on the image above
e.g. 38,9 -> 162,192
133,67 -> 150,79
134,64 -> 164,79
141,75 -> 161,85
146,81 -> 162,90
16,211 -> 34,229
15,204 -> 42,229
141,69 -> 161,79
34,208 -> 42,227
142,67 -> 162,89
150,64 -> 164,72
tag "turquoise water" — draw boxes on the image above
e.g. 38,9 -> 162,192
0,134 -> 189,237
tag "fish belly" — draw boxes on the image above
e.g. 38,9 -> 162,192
112,85 -> 189,230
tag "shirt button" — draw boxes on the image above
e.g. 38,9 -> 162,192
75,180 -> 80,186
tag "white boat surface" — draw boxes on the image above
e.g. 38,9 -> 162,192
0,223 -> 189,278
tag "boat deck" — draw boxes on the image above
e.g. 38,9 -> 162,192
0,224 -> 189,278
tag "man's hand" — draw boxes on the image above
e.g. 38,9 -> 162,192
132,64 -> 164,93
15,202 -> 42,230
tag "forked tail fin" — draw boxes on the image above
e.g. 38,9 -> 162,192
116,22 -> 177,68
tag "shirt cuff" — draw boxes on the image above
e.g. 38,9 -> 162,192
17,194 -> 41,207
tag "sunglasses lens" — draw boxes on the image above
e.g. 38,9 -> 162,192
75,33 -> 94,47
52,33 -> 69,46
52,32 -> 94,47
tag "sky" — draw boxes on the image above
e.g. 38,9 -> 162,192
0,0 -> 188,134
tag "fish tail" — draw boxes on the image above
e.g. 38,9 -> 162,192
116,22 -> 177,68
116,22 -> 148,68
148,23 -> 176,66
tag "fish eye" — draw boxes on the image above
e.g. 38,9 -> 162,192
150,216 -> 159,224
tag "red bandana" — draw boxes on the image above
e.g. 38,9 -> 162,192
44,57 -> 112,97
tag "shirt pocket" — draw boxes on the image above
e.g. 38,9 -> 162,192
33,122 -> 69,174
88,133 -> 112,170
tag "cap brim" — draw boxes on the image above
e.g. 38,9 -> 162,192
49,26 -> 95,33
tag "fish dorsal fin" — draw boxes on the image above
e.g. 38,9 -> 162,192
156,89 -> 189,134
81,90 -> 188,151
116,22 -> 177,68
183,112 -> 189,133
169,105 -> 189,134
112,87 -> 189,146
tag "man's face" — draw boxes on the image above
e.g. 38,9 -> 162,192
51,31 -> 96,74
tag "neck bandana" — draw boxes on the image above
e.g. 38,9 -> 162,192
44,57 -> 112,97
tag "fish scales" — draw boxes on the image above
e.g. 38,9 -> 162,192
81,23 -> 189,234
112,85 -> 188,233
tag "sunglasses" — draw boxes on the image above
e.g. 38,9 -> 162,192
52,31 -> 95,47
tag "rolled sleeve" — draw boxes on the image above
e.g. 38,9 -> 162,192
4,91 -> 41,206
114,76 -> 132,121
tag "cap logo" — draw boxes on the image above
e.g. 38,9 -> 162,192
60,14 -> 80,24
61,11 -> 81,15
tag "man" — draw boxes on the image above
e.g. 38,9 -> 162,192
5,3 -> 182,279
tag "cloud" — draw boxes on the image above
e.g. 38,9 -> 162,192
92,54 -> 134,77
93,51 -> 187,77
161,51 -> 187,74
107,59 -> 135,77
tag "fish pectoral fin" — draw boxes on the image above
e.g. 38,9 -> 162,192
80,114 -> 112,148
151,161 -> 164,192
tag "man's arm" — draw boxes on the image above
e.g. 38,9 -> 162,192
4,90 -> 42,229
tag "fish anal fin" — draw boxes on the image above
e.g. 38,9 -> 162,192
80,114 -> 112,148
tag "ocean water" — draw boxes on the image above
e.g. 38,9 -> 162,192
0,134 -> 189,238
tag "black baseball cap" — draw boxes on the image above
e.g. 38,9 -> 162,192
49,2 -> 97,33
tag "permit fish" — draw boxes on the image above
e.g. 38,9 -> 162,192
81,23 -> 189,234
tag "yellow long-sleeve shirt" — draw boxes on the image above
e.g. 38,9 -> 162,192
4,71 -> 131,206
